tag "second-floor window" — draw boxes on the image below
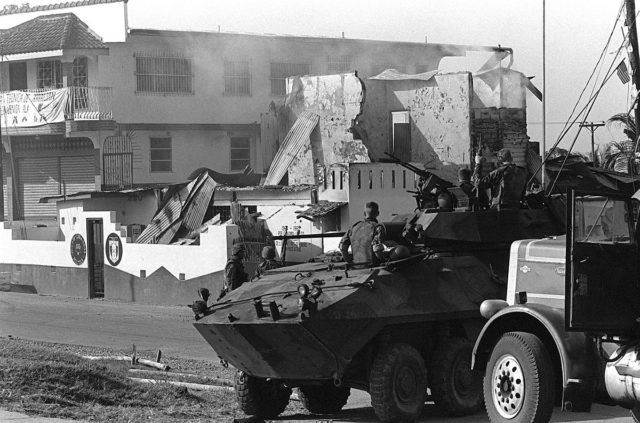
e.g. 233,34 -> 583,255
230,137 -> 250,171
37,60 -> 63,89
150,137 -> 172,172
224,60 -> 251,96
327,55 -> 352,73
270,62 -> 310,96
72,57 -> 88,87
135,54 -> 193,95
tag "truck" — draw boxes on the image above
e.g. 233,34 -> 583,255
473,188 -> 640,422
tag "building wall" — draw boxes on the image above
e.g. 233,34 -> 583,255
101,32 -> 469,126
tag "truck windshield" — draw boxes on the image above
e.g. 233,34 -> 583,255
575,196 -> 632,243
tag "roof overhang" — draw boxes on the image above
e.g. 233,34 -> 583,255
2,47 -> 109,62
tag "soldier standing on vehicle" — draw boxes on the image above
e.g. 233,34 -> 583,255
224,243 -> 249,292
473,148 -> 527,209
257,245 -> 280,275
339,202 -> 384,265
458,168 -> 480,210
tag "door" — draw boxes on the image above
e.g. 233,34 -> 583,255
391,111 -> 411,161
566,189 -> 639,335
86,219 -> 104,298
9,62 -> 27,90
17,157 -> 60,219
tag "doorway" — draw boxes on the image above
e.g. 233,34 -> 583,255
86,219 -> 104,298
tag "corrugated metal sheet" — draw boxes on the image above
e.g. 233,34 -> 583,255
182,174 -> 217,231
136,183 -> 190,244
2,153 -> 8,220
61,156 -> 95,196
18,157 -> 59,219
296,201 -> 347,219
369,68 -> 439,81
137,171 -> 218,244
264,111 -> 319,185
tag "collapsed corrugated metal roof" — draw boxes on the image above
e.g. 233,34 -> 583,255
369,68 -> 439,81
263,111 -> 320,185
295,201 -> 347,220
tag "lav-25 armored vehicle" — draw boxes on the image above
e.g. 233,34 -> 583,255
191,163 -> 563,423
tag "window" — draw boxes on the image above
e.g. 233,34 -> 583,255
72,57 -> 88,87
150,138 -> 172,172
270,62 -> 310,95
135,54 -> 193,94
224,60 -> 251,96
574,196 -> 633,244
327,55 -> 352,73
230,137 -> 250,171
37,60 -> 62,88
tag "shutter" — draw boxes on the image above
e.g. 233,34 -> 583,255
18,157 -> 60,219
2,153 -> 8,220
60,156 -> 95,196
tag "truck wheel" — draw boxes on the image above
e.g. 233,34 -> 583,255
297,384 -> 350,414
370,343 -> 427,423
235,370 -> 291,418
484,332 -> 554,423
428,337 -> 483,416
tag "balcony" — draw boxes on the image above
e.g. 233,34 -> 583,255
66,86 -> 113,121
0,86 -> 113,136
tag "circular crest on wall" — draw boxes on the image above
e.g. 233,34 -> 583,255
70,233 -> 86,265
105,233 -> 123,266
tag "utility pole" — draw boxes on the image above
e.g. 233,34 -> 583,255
541,0 -> 546,187
579,121 -> 605,164
625,0 -> 640,140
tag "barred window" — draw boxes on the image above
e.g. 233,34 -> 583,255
135,55 -> 193,94
37,60 -> 63,88
327,55 -> 352,73
150,138 -> 172,172
270,62 -> 310,95
230,137 -> 250,171
224,60 -> 251,96
72,57 -> 88,87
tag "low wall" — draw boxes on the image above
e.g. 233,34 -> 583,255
0,203 -> 238,306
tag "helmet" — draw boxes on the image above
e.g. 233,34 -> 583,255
389,245 -> 411,261
261,246 -> 276,259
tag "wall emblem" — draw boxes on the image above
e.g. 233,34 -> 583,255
520,265 -> 531,274
70,234 -> 86,265
106,233 -> 123,266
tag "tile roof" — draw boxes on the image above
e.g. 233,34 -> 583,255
0,13 -> 107,55
0,0 -> 123,16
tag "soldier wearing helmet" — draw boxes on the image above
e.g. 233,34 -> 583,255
339,202 -> 385,265
257,245 -> 280,275
223,243 -> 249,294
473,148 -> 527,210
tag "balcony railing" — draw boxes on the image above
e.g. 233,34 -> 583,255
0,86 -> 113,127
66,86 -> 113,120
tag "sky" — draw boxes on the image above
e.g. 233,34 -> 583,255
0,0 -> 632,154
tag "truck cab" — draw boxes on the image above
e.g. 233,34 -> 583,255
472,189 -> 640,423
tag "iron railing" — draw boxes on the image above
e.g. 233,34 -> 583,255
0,86 -> 113,121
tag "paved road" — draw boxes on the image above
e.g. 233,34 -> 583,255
0,291 -> 633,423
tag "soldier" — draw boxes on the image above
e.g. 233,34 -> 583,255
473,148 -> 527,210
224,243 -> 249,293
257,245 -> 280,275
458,168 -> 478,210
339,202 -> 385,265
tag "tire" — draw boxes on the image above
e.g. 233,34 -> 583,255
428,337 -> 483,416
370,343 -> 427,423
484,332 -> 554,423
234,370 -> 291,418
297,384 -> 351,414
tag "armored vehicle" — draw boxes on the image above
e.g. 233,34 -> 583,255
192,207 -> 559,422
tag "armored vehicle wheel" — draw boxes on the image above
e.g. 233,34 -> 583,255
234,370 -> 291,418
370,343 -> 427,423
297,384 -> 351,414
428,337 -> 483,416
484,332 -> 554,423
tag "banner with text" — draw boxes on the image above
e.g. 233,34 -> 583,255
0,88 -> 68,128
